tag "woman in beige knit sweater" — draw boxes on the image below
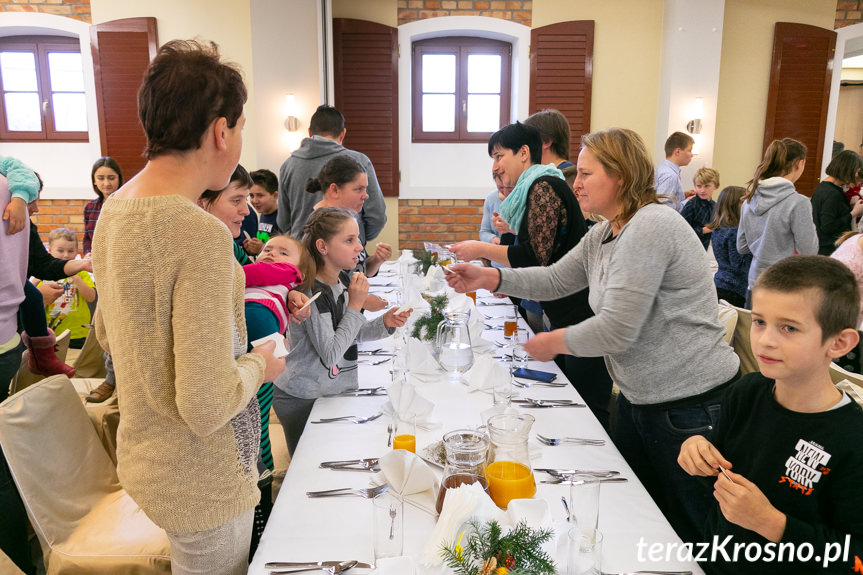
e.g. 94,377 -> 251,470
91,40 -> 284,575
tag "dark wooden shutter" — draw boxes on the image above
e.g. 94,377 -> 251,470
90,17 -> 157,180
530,21 -> 594,161
333,18 -> 398,197
764,22 -> 836,197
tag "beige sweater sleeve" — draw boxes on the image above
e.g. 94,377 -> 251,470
169,226 -> 265,437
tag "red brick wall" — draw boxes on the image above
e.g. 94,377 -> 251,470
398,0 -> 532,26
837,1 -> 863,28
31,199 -> 88,249
0,0 -> 91,23
398,198 -> 485,249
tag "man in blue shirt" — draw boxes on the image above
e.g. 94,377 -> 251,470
655,131 -> 694,211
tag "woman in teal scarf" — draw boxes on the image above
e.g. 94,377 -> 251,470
450,122 -> 613,429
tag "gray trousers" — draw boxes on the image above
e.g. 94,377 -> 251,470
166,509 -> 254,575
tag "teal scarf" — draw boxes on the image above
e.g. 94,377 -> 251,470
499,163 -> 565,233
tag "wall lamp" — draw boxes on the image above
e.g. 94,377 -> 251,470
686,97 -> 703,134
284,94 -> 300,132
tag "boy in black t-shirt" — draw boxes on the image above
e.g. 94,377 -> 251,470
679,255 -> 863,574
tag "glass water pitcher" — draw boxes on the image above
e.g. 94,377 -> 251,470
435,429 -> 489,514
435,311 -> 474,379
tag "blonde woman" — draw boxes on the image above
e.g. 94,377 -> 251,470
445,127 -> 740,543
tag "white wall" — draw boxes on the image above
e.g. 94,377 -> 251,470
398,16 -> 531,199
0,13 -> 102,200
654,0 -> 725,189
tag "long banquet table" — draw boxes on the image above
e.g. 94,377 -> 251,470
249,265 -> 705,575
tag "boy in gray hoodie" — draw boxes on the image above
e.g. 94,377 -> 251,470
737,139 -> 818,299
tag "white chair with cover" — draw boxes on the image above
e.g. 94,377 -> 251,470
0,375 -> 170,574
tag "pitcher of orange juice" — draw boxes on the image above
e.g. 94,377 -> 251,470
485,413 -> 536,509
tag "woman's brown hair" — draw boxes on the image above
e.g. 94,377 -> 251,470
580,128 -> 658,226
744,138 -> 807,201
706,186 -> 746,231
302,207 -> 355,272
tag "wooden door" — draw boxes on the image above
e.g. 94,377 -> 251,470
333,18 -> 398,197
764,22 -> 836,197
530,21 -> 594,160
90,17 -> 157,180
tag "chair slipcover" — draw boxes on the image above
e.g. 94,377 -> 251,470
717,301 -> 738,345
727,304 -> 758,375
0,375 -> 170,574
70,331 -> 106,379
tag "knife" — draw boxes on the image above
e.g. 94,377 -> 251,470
541,476 -> 629,484
534,467 -> 620,477
320,458 -> 379,468
265,561 -> 374,570
325,462 -> 381,472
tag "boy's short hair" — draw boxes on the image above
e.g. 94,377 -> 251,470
309,105 -> 345,137
754,255 -> 860,340
561,164 -> 578,188
524,109 -> 571,161
250,169 -> 278,194
664,131 -> 694,158
693,167 -> 720,188
138,40 -> 247,159
48,227 -> 77,247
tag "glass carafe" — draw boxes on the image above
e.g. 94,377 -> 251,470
485,413 -> 536,509
435,429 -> 489,514
435,311 -> 474,378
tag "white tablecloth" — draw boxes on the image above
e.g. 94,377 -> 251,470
249,266 -> 704,575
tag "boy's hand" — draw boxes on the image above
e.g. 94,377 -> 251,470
363,294 -> 387,312
251,339 -> 286,383
383,306 -> 411,329
287,290 -> 311,323
714,470 -> 787,542
678,435 -> 732,477
243,237 -> 264,256
37,282 -> 64,305
3,197 -> 27,235
347,272 -> 369,311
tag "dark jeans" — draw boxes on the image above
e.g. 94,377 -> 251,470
613,390 -> 723,544
271,387 -> 316,457
19,282 -> 48,338
0,341 -> 36,575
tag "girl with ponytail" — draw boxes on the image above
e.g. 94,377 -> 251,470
737,138 -> 818,305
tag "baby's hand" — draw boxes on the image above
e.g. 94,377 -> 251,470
3,197 -> 27,235
287,290 -> 311,323
347,272 -> 369,311
678,435 -> 731,477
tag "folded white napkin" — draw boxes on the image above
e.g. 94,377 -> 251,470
421,264 -> 446,293
397,284 -> 430,316
468,307 -> 494,354
466,355 -> 509,394
421,484 -> 557,567
371,450 -> 439,516
381,380 -> 440,431
420,482 -> 505,566
406,337 -> 442,382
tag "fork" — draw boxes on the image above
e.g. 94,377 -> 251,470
511,379 -> 568,389
310,413 -> 384,424
358,358 -> 391,366
306,484 -> 389,498
537,433 -> 605,446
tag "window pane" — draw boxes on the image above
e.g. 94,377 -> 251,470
52,93 -> 87,131
48,52 -> 84,92
422,94 -> 455,132
467,54 -> 501,93
4,92 -> 42,131
466,94 -> 500,133
422,54 -> 455,93
0,51 -> 38,92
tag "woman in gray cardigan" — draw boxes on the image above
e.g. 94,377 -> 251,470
445,127 -> 740,544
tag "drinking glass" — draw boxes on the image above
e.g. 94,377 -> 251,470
392,413 -> 416,453
568,528 -> 602,575
503,305 -> 519,342
569,475 -> 600,533
372,492 -> 404,561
